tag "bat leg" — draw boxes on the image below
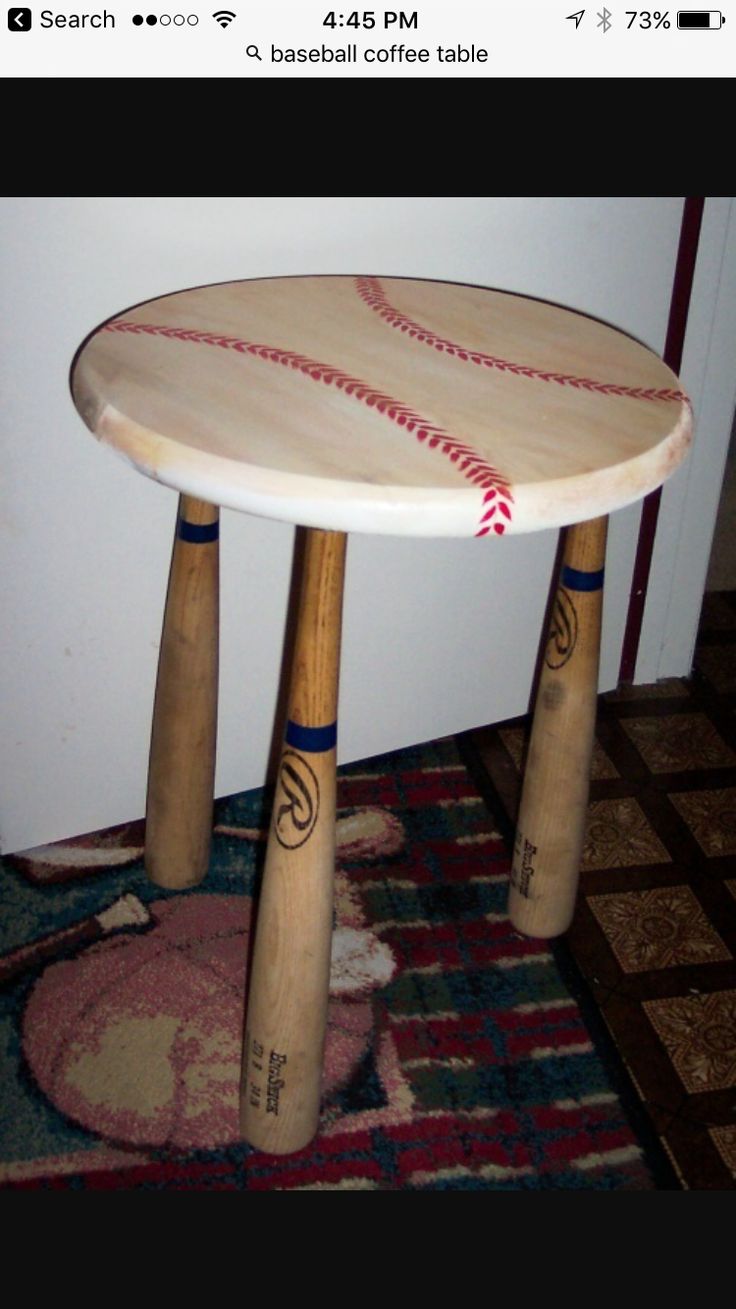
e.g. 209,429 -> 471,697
508,515 -> 608,939
241,528 -> 346,1155
145,494 -> 219,890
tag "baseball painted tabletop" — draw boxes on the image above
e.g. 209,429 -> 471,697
71,275 -> 692,537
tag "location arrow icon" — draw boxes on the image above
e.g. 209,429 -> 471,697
566,9 -> 585,26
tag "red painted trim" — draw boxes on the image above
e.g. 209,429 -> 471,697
102,318 -> 513,535
356,276 -> 687,404
619,197 -> 705,683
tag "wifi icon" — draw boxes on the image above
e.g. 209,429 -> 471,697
212,9 -> 236,25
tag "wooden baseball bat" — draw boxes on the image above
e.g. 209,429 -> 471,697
241,528 -> 346,1154
145,494 -> 219,890
508,515 -> 608,938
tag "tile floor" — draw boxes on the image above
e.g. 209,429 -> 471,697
470,590 -> 736,1189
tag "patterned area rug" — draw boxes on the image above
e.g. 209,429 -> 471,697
0,739 -> 671,1190
468,590 -> 736,1191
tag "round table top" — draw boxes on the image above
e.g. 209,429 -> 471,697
71,275 -> 692,538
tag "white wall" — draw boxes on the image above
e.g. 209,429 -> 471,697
1,196 -> 726,854
639,197 -> 736,681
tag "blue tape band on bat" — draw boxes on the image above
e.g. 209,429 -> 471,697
178,519 -> 219,543
562,565 -> 604,592
285,720 -> 338,752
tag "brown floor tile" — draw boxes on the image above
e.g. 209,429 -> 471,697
643,989 -> 736,1094
669,788 -> 736,857
621,715 -> 736,773
497,727 -> 525,771
583,798 -> 671,870
709,1125 -> 736,1179
662,1114 -> 735,1189
595,989 -> 687,1118
587,886 -> 731,973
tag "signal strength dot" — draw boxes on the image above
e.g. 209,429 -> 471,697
213,9 -> 236,25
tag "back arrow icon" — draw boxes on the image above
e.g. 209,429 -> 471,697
566,10 -> 585,26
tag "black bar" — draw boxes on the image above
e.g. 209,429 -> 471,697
678,12 -> 713,27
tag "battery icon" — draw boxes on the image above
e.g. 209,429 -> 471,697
677,10 -> 724,25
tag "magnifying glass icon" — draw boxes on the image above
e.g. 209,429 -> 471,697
245,44 -> 262,59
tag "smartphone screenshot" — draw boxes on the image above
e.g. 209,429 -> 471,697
1,0 -> 731,76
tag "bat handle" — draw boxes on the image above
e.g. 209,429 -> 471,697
241,528 -> 347,1154
145,494 -> 219,889
508,516 -> 608,939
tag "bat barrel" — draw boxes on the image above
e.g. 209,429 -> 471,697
508,515 -> 608,938
241,528 -> 347,1154
145,494 -> 220,889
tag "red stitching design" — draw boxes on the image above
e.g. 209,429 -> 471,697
102,318 -> 514,536
355,276 -> 688,405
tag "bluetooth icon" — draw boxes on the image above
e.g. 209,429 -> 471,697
597,6 -> 612,28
